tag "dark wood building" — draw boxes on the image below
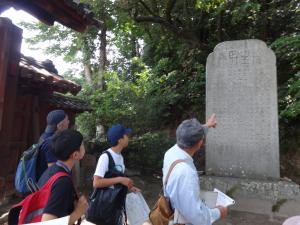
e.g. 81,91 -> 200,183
0,0 -> 101,200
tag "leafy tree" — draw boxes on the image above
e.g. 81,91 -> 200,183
15,0 -> 300,161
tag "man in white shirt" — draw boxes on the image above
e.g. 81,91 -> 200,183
163,115 -> 227,225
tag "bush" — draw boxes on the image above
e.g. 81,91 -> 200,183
124,132 -> 175,174
85,132 -> 175,174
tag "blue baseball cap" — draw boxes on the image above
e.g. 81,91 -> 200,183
107,124 -> 132,146
45,109 -> 66,133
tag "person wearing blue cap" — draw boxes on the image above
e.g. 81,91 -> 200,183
92,124 -> 140,224
36,109 -> 70,180
93,124 -> 140,191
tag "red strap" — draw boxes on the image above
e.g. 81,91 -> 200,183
41,172 -> 69,190
16,172 -> 69,224
14,171 -> 69,208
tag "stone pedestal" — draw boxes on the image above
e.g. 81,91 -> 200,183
200,175 -> 300,218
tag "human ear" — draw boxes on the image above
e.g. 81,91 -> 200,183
198,139 -> 204,148
72,150 -> 80,160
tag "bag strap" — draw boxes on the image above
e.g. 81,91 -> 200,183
104,151 -> 115,170
164,160 -> 185,188
41,172 -> 79,223
45,172 -> 82,225
18,172 -> 70,224
41,172 -> 69,190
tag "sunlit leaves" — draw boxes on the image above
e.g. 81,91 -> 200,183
195,0 -> 225,12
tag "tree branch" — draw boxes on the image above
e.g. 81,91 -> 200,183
138,0 -> 156,16
133,15 -> 207,49
150,0 -> 159,15
98,25 -> 107,90
134,15 -> 165,24
165,0 -> 177,22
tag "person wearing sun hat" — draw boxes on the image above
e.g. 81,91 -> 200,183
36,109 -> 70,180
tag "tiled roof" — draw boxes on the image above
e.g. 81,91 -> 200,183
45,93 -> 91,112
19,54 -> 81,95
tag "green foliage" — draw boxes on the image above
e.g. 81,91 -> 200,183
19,22 -> 79,59
280,72 -> 300,119
76,66 -> 147,138
124,132 -> 175,173
17,0 -> 300,158
271,35 -> 300,154
83,131 -> 174,173
271,35 -> 300,84
272,199 -> 288,213
195,0 -> 225,12
225,186 -> 239,198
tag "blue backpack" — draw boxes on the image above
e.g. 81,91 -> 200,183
15,144 -> 40,195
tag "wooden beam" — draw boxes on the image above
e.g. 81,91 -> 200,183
42,0 -> 87,32
0,18 -> 12,130
12,0 -> 55,26
1,0 -> 102,31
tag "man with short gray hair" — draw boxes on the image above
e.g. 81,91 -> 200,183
162,114 -> 227,225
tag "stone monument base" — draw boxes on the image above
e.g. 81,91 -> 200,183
200,175 -> 300,218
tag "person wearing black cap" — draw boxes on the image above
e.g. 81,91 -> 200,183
93,124 -> 140,192
38,129 -> 88,224
162,114 -> 227,225
36,109 -> 70,180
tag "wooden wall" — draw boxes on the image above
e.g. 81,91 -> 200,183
0,18 -> 23,199
0,18 -> 79,201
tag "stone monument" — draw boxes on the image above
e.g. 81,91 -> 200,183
205,39 -> 279,180
202,39 -> 300,219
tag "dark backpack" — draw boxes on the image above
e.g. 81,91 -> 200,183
86,151 -> 128,225
8,172 -> 68,225
14,144 -> 40,194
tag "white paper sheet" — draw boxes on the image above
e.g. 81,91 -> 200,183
126,192 -> 150,225
22,216 -> 70,225
200,190 -> 218,208
213,188 -> 235,207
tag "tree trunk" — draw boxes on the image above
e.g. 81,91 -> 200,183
131,35 -> 137,58
97,26 -> 107,90
83,63 -> 93,85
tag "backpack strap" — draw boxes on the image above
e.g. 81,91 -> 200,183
16,172 -> 69,224
22,144 -> 40,193
44,172 -> 82,225
104,151 -> 115,171
40,172 -> 69,190
163,160 -> 185,192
